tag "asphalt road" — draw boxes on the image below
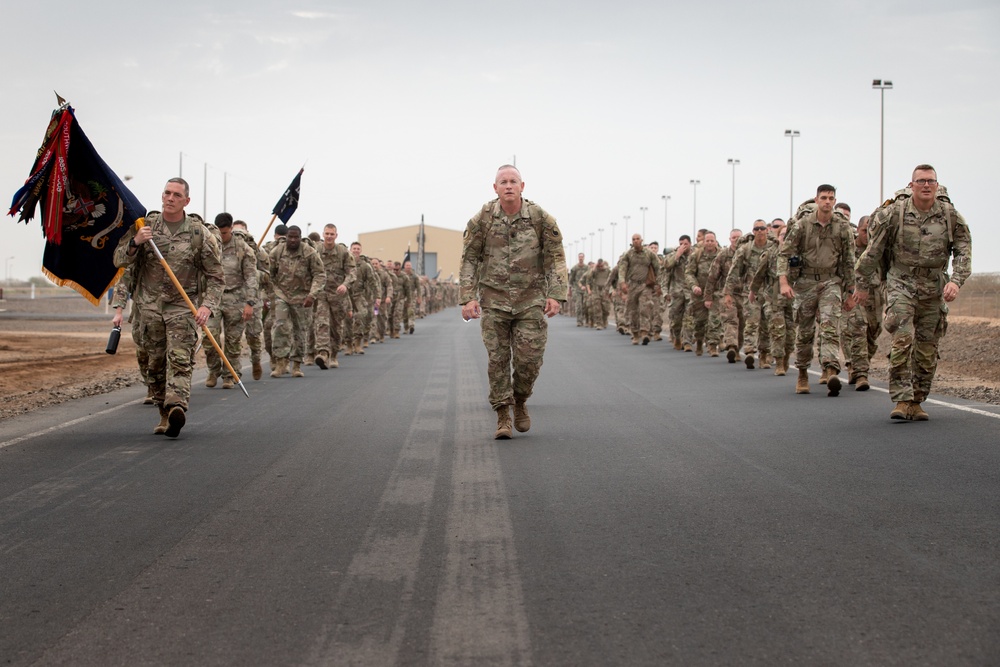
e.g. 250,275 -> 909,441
2,311 -> 999,666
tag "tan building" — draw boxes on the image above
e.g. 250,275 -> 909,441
358,224 -> 463,282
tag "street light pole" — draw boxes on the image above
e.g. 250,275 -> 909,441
661,195 -> 670,245
598,228 -> 604,259
784,130 -> 800,218
689,180 -> 700,239
727,159 -> 740,230
639,206 -> 648,240
872,79 -> 893,202
589,231 -> 595,258
609,221 -> 617,258
623,215 -> 631,247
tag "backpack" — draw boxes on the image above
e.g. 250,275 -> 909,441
867,185 -> 959,281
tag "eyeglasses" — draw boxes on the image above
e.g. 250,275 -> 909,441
753,227 -> 767,231
913,179 -> 938,186
771,223 -> 782,228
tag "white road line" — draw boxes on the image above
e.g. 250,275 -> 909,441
0,398 -> 144,449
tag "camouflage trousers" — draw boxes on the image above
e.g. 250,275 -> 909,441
262,298 -> 274,357
314,290 -> 350,357
792,277 -> 843,371
205,296 -> 247,380
375,299 -> 389,340
741,295 -> 767,355
129,307 -> 150,386
690,295 -> 721,345
391,297 -> 405,336
141,306 -> 197,410
717,296 -> 743,351
762,291 -> 795,362
652,292 -> 666,335
480,306 -> 548,410
574,290 -> 586,326
668,288 -> 692,345
884,273 -> 946,403
613,291 -> 626,330
403,298 -> 415,332
843,286 -> 883,379
588,291 -> 611,328
244,305 -> 263,365
351,294 -> 372,345
271,298 -> 311,362
625,283 -> 657,335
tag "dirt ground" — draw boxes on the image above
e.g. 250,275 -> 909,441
1,295 -> 999,422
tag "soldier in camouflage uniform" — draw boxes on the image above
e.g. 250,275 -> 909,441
725,222 -> 775,369
841,215 -> 882,391
261,224 -> 287,362
347,242 -> 380,355
663,235 -> 693,351
568,253 -> 587,325
703,229 -> 743,358
402,260 -> 419,334
583,258 -> 612,329
111,264 -> 153,403
268,225 -> 326,377
231,220 -> 269,380
204,213 -> 258,389
778,185 -> 856,397
460,165 -> 568,440
313,223 -> 356,369
114,177 -> 224,438
390,261 -> 407,339
685,231 -> 721,356
618,234 -> 661,346
749,225 -> 795,376
645,242 -> 666,340
855,165 -> 972,421
371,258 -> 393,343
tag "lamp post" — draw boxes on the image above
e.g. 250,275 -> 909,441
589,231 -> 595,258
689,180 -> 700,239
661,195 -> 670,245
623,215 -> 631,246
784,130 -> 799,218
872,79 -> 893,202
598,228 -> 604,259
610,221 -> 617,258
727,159 -> 740,230
640,206 -> 648,240
582,237 -> 588,259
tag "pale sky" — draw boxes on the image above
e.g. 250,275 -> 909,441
2,0 -> 998,283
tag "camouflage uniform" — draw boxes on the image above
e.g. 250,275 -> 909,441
750,243 -> 795,370
726,238 -> 775,360
568,260 -> 588,325
583,262 -> 612,329
777,210 -> 856,372
855,193 -> 972,405
313,242 -> 356,363
402,269 -> 419,333
114,212 -> 224,411
269,241 -> 326,366
234,230 -> 269,376
373,263 -> 393,342
348,256 -> 379,352
460,197 -> 568,410
705,244 -> 740,355
390,267 -> 409,338
663,247 -> 692,349
618,245 -> 660,342
843,235 -> 884,383
111,265 -> 150,392
205,233 -> 258,383
685,245 -> 722,351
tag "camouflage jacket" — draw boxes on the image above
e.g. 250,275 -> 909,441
219,234 -> 259,303
685,246 -> 719,294
617,246 -> 660,287
662,248 -> 690,292
704,245 -> 737,301
113,212 -> 224,315
583,265 -> 612,292
269,241 -> 326,304
392,270 -> 410,300
460,197 -> 568,314
376,266 -> 394,301
568,263 -> 588,294
349,256 -> 379,302
856,197 -> 971,291
725,239 -> 774,297
404,271 -> 420,301
318,242 -> 357,292
777,211 -> 856,290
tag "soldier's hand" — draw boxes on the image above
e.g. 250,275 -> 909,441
462,300 -> 482,321
621,284 -> 629,295
336,284 -> 348,295
853,288 -> 869,306
195,306 -> 211,327
693,286 -> 702,297
112,310 -> 124,328
543,298 -> 561,318
704,299 -> 713,309
724,294 -> 733,309
779,284 -> 795,300
242,304 -> 254,321
943,281 -> 960,302
748,291 -> 756,304
303,295 -> 315,308
133,226 -> 153,245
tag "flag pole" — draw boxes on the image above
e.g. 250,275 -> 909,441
256,212 -> 279,250
136,220 -> 250,398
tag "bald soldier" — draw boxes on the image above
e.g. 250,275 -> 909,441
460,165 -> 568,439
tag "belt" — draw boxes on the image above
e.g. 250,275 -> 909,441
894,264 -> 944,278
800,269 -> 837,281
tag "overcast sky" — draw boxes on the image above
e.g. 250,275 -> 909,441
2,0 -> 997,284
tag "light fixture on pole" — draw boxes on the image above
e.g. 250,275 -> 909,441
872,79 -> 893,202
640,206 -> 648,240
689,180 -> 700,239
598,228 -> 604,259
661,195 -> 670,245
784,130 -> 799,218
609,221 -> 617,258
727,159 -> 740,231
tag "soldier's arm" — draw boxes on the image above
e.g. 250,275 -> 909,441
949,211 -> 972,288
459,216 -> 484,304
200,232 -> 226,315
541,215 -> 568,302
241,243 -> 259,299
854,210 -> 892,292
113,227 -> 140,268
840,225 -> 857,293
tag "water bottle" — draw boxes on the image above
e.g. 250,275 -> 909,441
106,326 -> 121,354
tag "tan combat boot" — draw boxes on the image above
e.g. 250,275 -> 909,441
153,405 -> 170,434
291,361 -> 305,378
890,402 -> 910,420
795,368 -> 810,394
356,341 -> 365,355
760,353 -> 771,370
270,358 -> 288,378
641,331 -> 650,345
773,356 -> 786,376
683,342 -> 693,352
144,386 -> 155,405
695,340 -> 703,356
855,376 -> 870,391
708,343 -> 719,357
513,400 -> 531,433
908,402 -> 929,421
726,346 -> 738,363
222,377 -> 235,389
205,372 -> 218,388
252,359 -> 263,381
673,337 -> 682,350
315,352 -> 328,370
164,405 -> 186,438
495,406 -> 513,439
330,352 -> 340,368
818,367 -> 830,385
631,334 -> 640,345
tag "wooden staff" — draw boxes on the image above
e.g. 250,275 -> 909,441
136,220 -> 250,398
256,212 -> 279,250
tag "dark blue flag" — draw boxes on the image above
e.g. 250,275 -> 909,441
272,168 -> 303,223
402,246 -> 411,266
8,105 -> 146,305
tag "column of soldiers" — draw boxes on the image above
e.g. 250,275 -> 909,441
566,165 -> 971,422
